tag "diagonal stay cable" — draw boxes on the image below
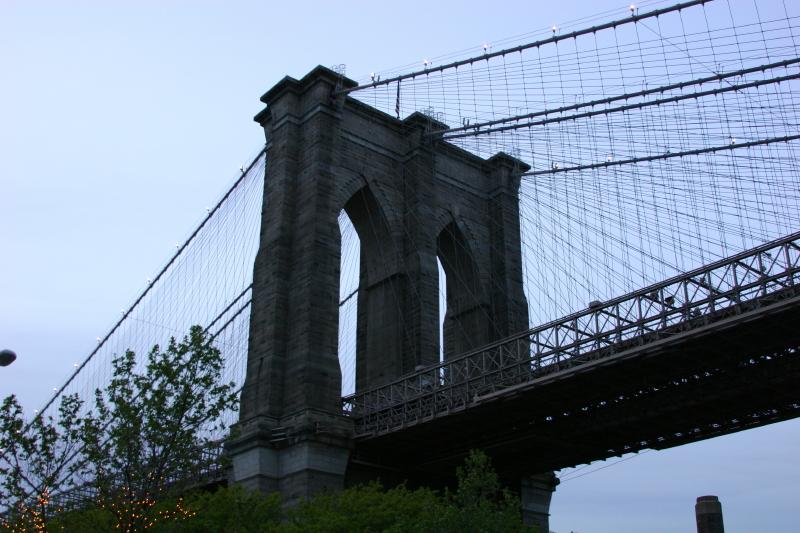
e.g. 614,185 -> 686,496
30,146 -> 267,427
442,70 -> 800,140
337,0 -> 712,95
433,57 -> 800,137
522,135 -> 800,177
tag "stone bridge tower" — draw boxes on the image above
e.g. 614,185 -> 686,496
228,66 -> 542,520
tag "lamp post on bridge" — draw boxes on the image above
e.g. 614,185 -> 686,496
0,349 -> 17,367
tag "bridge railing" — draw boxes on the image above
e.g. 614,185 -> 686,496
41,442 -> 227,516
343,231 -> 800,436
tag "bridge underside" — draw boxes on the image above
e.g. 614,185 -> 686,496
348,288 -> 800,485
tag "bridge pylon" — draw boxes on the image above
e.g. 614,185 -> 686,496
228,65 -> 543,512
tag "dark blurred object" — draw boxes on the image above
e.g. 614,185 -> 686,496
0,349 -> 17,367
696,495 -> 724,533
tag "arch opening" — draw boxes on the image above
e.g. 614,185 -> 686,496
338,210 -> 360,397
338,185 -> 398,393
437,257 -> 446,363
437,221 -> 487,359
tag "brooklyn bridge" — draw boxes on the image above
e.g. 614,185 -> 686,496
13,0 -> 800,530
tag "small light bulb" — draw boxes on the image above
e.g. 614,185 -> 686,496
96,337 -> 101,342
73,363 -> 79,368
552,25 -> 558,33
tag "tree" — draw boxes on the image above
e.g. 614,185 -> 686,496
276,450 -> 532,533
153,485 -> 282,533
0,393 -> 84,531
2,327 -> 532,532
0,325 -> 238,531
440,449 -> 530,533
279,483 -> 443,533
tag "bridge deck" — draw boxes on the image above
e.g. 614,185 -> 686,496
345,233 -> 800,479
349,287 -> 800,479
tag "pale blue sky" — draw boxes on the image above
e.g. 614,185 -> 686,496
1,1 -> 798,532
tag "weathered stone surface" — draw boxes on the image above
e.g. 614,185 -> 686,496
230,64 -> 538,507
521,472 -> 559,531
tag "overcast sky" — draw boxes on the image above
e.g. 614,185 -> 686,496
2,1 -> 798,532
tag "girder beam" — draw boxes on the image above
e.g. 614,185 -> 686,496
345,231 -> 800,437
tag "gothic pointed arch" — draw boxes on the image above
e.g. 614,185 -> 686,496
338,184 -> 410,392
437,219 -> 492,358
342,184 -> 394,284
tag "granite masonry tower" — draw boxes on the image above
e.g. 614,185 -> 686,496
227,66 -> 551,527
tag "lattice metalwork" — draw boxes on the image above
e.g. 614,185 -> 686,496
345,232 -> 800,436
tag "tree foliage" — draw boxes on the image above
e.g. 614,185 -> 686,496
1,324 -> 533,532
0,393 -> 84,531
6,449 -> 535,532
0,326 -> 237,531
162,450 -> 533,533
440,450 -> 529,533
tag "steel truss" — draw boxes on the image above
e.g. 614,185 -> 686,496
344,231 -> 800,436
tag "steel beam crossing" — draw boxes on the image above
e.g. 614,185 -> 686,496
344,231 -> 800,438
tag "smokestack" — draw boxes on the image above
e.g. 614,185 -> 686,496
695,495 -> 724,533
